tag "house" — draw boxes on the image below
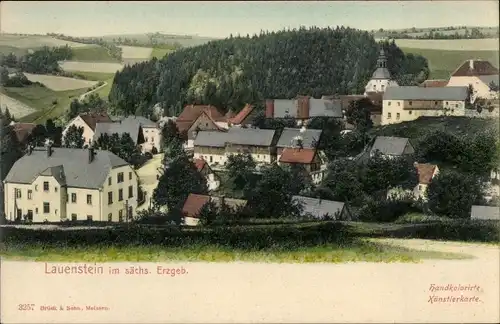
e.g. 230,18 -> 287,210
292,195 -> 353,220
194,158 -> 220,191
93,117 -> 145,150
124,116 -> 162,153
447,60 -> 499,101
420,79 -> 448,88
228,104 -> 259,126
470,205 -> 500,221
276,127 -> 322,160
193,128 -> 278,167
265,97 -> 343,125
381,86 -> 469,125
184,109 -> 227,150
175,105 -> 226,136
9,122 -> 37,146
414,163 -> 439,200
364,49 -> 399,95
3,145 -> 139,223
62,112 -> 113,146
369,136 -> 415,159
181,193 -> 248,226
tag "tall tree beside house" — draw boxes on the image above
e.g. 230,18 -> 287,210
161,119 -> 185,146
225,153 -> 258,197
62,125 -> 85,149
321,158 -> 366,206
427,170 -> 485,219
197,200 -> 219,226
247,164 -> 304,218
94,133 -> 141,166
345,98 -> 374,134
2,107 -> 13,125
45,119 -> 62,147
153,153 -> 208,210
162,137 -> 185,167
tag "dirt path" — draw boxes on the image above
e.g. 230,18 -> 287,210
78,81 -> 108,101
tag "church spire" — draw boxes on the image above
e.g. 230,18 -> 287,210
377,49 -> 387,69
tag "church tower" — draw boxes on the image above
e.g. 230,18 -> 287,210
364,48 -> 398,95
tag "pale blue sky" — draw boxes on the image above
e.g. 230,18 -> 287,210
1,1 -> 498,38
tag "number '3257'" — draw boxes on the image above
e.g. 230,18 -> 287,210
18,304 -> 35,311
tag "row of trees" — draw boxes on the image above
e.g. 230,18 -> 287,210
0,69 -> 37,88
374,27 -> 498,39
0,46 -> 73,75
109,27 -> 429,118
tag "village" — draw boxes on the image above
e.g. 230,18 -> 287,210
2,52 -> 499,226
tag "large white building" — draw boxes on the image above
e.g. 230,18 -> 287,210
381,86 -> 469,125
3,145 -> 139,223
364,49 -> 399,95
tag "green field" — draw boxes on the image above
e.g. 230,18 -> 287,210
150,47 -> 174,59
0,85 -> 87,123
0,45 -> 28,56
71,46 -> 120,62
0,239 -> 466,263
71,71 -> 115,99
402,47 -> 499,79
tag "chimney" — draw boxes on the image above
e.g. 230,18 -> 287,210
88,147 -> 95,163
469,60 -> 474,70
296,96 -> 310,120
265,99 -> 275,118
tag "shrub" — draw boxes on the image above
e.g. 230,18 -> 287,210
358,195 -> 419,222
51,99 -> 58,105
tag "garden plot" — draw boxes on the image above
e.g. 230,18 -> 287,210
0,93 -> 36,119
119,46 -> 153,59
0,34 -> 93,49
21,73 -> 98,91
376,38 -> 499,51
59,61 -> 124,73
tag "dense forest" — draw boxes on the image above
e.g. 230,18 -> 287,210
108,27 -> 430,117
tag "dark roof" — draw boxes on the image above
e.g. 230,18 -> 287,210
371,67 -> 392,80
292,196 -> 346,220
93,118 -> 143,145
79,112 -> 112,131
383,86 -> 468,101
420,79 -> 449,88
370,136 -> 412,156
470,205 -> 500,220
415,163 -> 437,184
4,147 -> 128,189
279,148 -> 316,164
10,122 -> 36,143
276,128 -> 321,148
226,128 -> 276,146
229,104 -> 255,125
451,60 -> 499,77
193,131 -> 229,148
177,105 -> 225,122
272,98 -> 342,119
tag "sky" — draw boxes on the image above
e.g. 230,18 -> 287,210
1,1 -> 499,38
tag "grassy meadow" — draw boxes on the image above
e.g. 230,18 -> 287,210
71,46 -> 121,62
151,47 -> 174,59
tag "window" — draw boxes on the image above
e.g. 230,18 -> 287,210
381,85 -> 385,90
446,101 -> 449,105
388,101 -> 391,106
451,109 -> 455,113
373,85 -> 376,89
71,193 -> 77,203
28,190 -> 32,200
434,101 -> 438,105
108,177 -> 112,186
118,189 -> 123,201
108,191 -> 113,204
145,137 -> 149,142
150,137 -> 153,143
71,214 -> 77,221
34,184 -> 38,191
35,208 -> 38,213
87,215 -> 93,221
409,111 -> 412,115
43,181 -> 49,192
117,172 -> 124,183
209,156 -> 213,163
43,202 -> 50,214
455,104 -> 458,108
87,194 -> 92,205
418,185 -> 422,191
129,172 -> 132,180
397,102 -> 401,106
55,187 -> 58,192
387,112 -> 392,119
396,113 -> 400,120
15,189 -> 21,198
108,213 -> 112,222
119,210 -> 123,222
128,185 -> 133,198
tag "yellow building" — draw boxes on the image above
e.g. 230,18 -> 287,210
3,145 -> 138,223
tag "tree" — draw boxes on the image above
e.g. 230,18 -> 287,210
95,132 -> 142,166
197,200 -> 218,226
322,158 -> 366,206
225,153 -> 257,196
0,67 -> 9,86
2,108 -> 12,125
45,119 -> 62,147
427,170 -> 484,219
62,125 -> 85,148
345,98 -> 374,133
153,153 -> 208,210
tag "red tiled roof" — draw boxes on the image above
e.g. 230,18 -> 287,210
420,79 -> 449,88
451,60 -> 499,77
79,112 -> 112,131
194,158 -> 207,172
229,104 -> 255,125
181,194 -> 210,218
11,123 -> 36,143
279,148 -> 317,164
416,163 -> 437,184
177,105 -> 225,122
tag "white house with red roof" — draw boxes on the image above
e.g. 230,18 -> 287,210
447,59 -> 499,101
386,162 -> 439,201
193,158 -> 220,191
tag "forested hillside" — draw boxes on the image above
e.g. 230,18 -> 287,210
109,27 -> 429,117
